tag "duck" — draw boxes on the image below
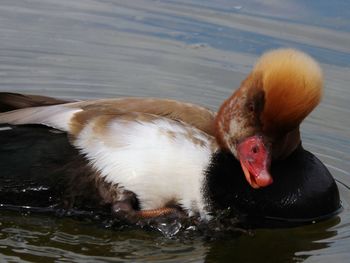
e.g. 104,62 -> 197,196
0,49 -> 341,225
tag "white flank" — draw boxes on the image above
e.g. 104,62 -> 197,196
74,117 -> 214,220
0,105 -> 82,131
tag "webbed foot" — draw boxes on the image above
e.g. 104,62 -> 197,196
112,200 -> 186,224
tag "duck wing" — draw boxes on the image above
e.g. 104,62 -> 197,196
0,93 -> 215,135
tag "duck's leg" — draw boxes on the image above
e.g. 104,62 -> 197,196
136,207 -> 185,218
112,201 -> 186,221
93,178 -> 186,222
111,191 -> 186,222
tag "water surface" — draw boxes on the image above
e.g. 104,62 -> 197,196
0,1 -> 349,262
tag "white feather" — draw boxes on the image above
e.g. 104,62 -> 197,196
0,105 -> 82,131
0,126 -> 12,131
74,117 -> 214,220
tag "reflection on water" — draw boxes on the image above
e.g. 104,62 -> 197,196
0,210 -> 341,262
206,218 -> 340,262
0,0 -> 349,262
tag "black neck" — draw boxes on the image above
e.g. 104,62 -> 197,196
204,144 -> 341,226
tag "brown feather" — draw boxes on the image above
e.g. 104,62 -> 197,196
0,92 -> 70,112
68,98 -> 215,135
70,110 -> 216,152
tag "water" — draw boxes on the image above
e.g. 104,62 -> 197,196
0,0 -> 349,262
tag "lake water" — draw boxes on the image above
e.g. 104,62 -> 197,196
0,0 -> 349,262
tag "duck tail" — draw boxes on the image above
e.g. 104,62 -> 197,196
0,92 -> 70,112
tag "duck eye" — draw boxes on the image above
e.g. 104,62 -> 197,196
248,103 -> 255,112
252,145 -> 259,154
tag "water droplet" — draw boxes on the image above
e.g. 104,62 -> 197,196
156,221 -> 182,237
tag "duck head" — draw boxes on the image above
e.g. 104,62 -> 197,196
215,49 -> 323,189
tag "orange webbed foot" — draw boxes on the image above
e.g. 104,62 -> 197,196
112,201 -> 186,224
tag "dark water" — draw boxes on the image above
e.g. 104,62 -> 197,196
0,0 -> 349,262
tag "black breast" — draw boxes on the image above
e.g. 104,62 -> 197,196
204,145 -> 341,226
0,124 -> 112,215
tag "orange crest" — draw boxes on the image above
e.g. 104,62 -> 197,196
254,49 -> 323,133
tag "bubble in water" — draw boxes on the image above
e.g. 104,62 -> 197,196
155,221 -> 182,237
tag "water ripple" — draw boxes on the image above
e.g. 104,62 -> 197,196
0,0 -> 349,262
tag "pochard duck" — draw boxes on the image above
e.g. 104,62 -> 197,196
0,49 -> 341,225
